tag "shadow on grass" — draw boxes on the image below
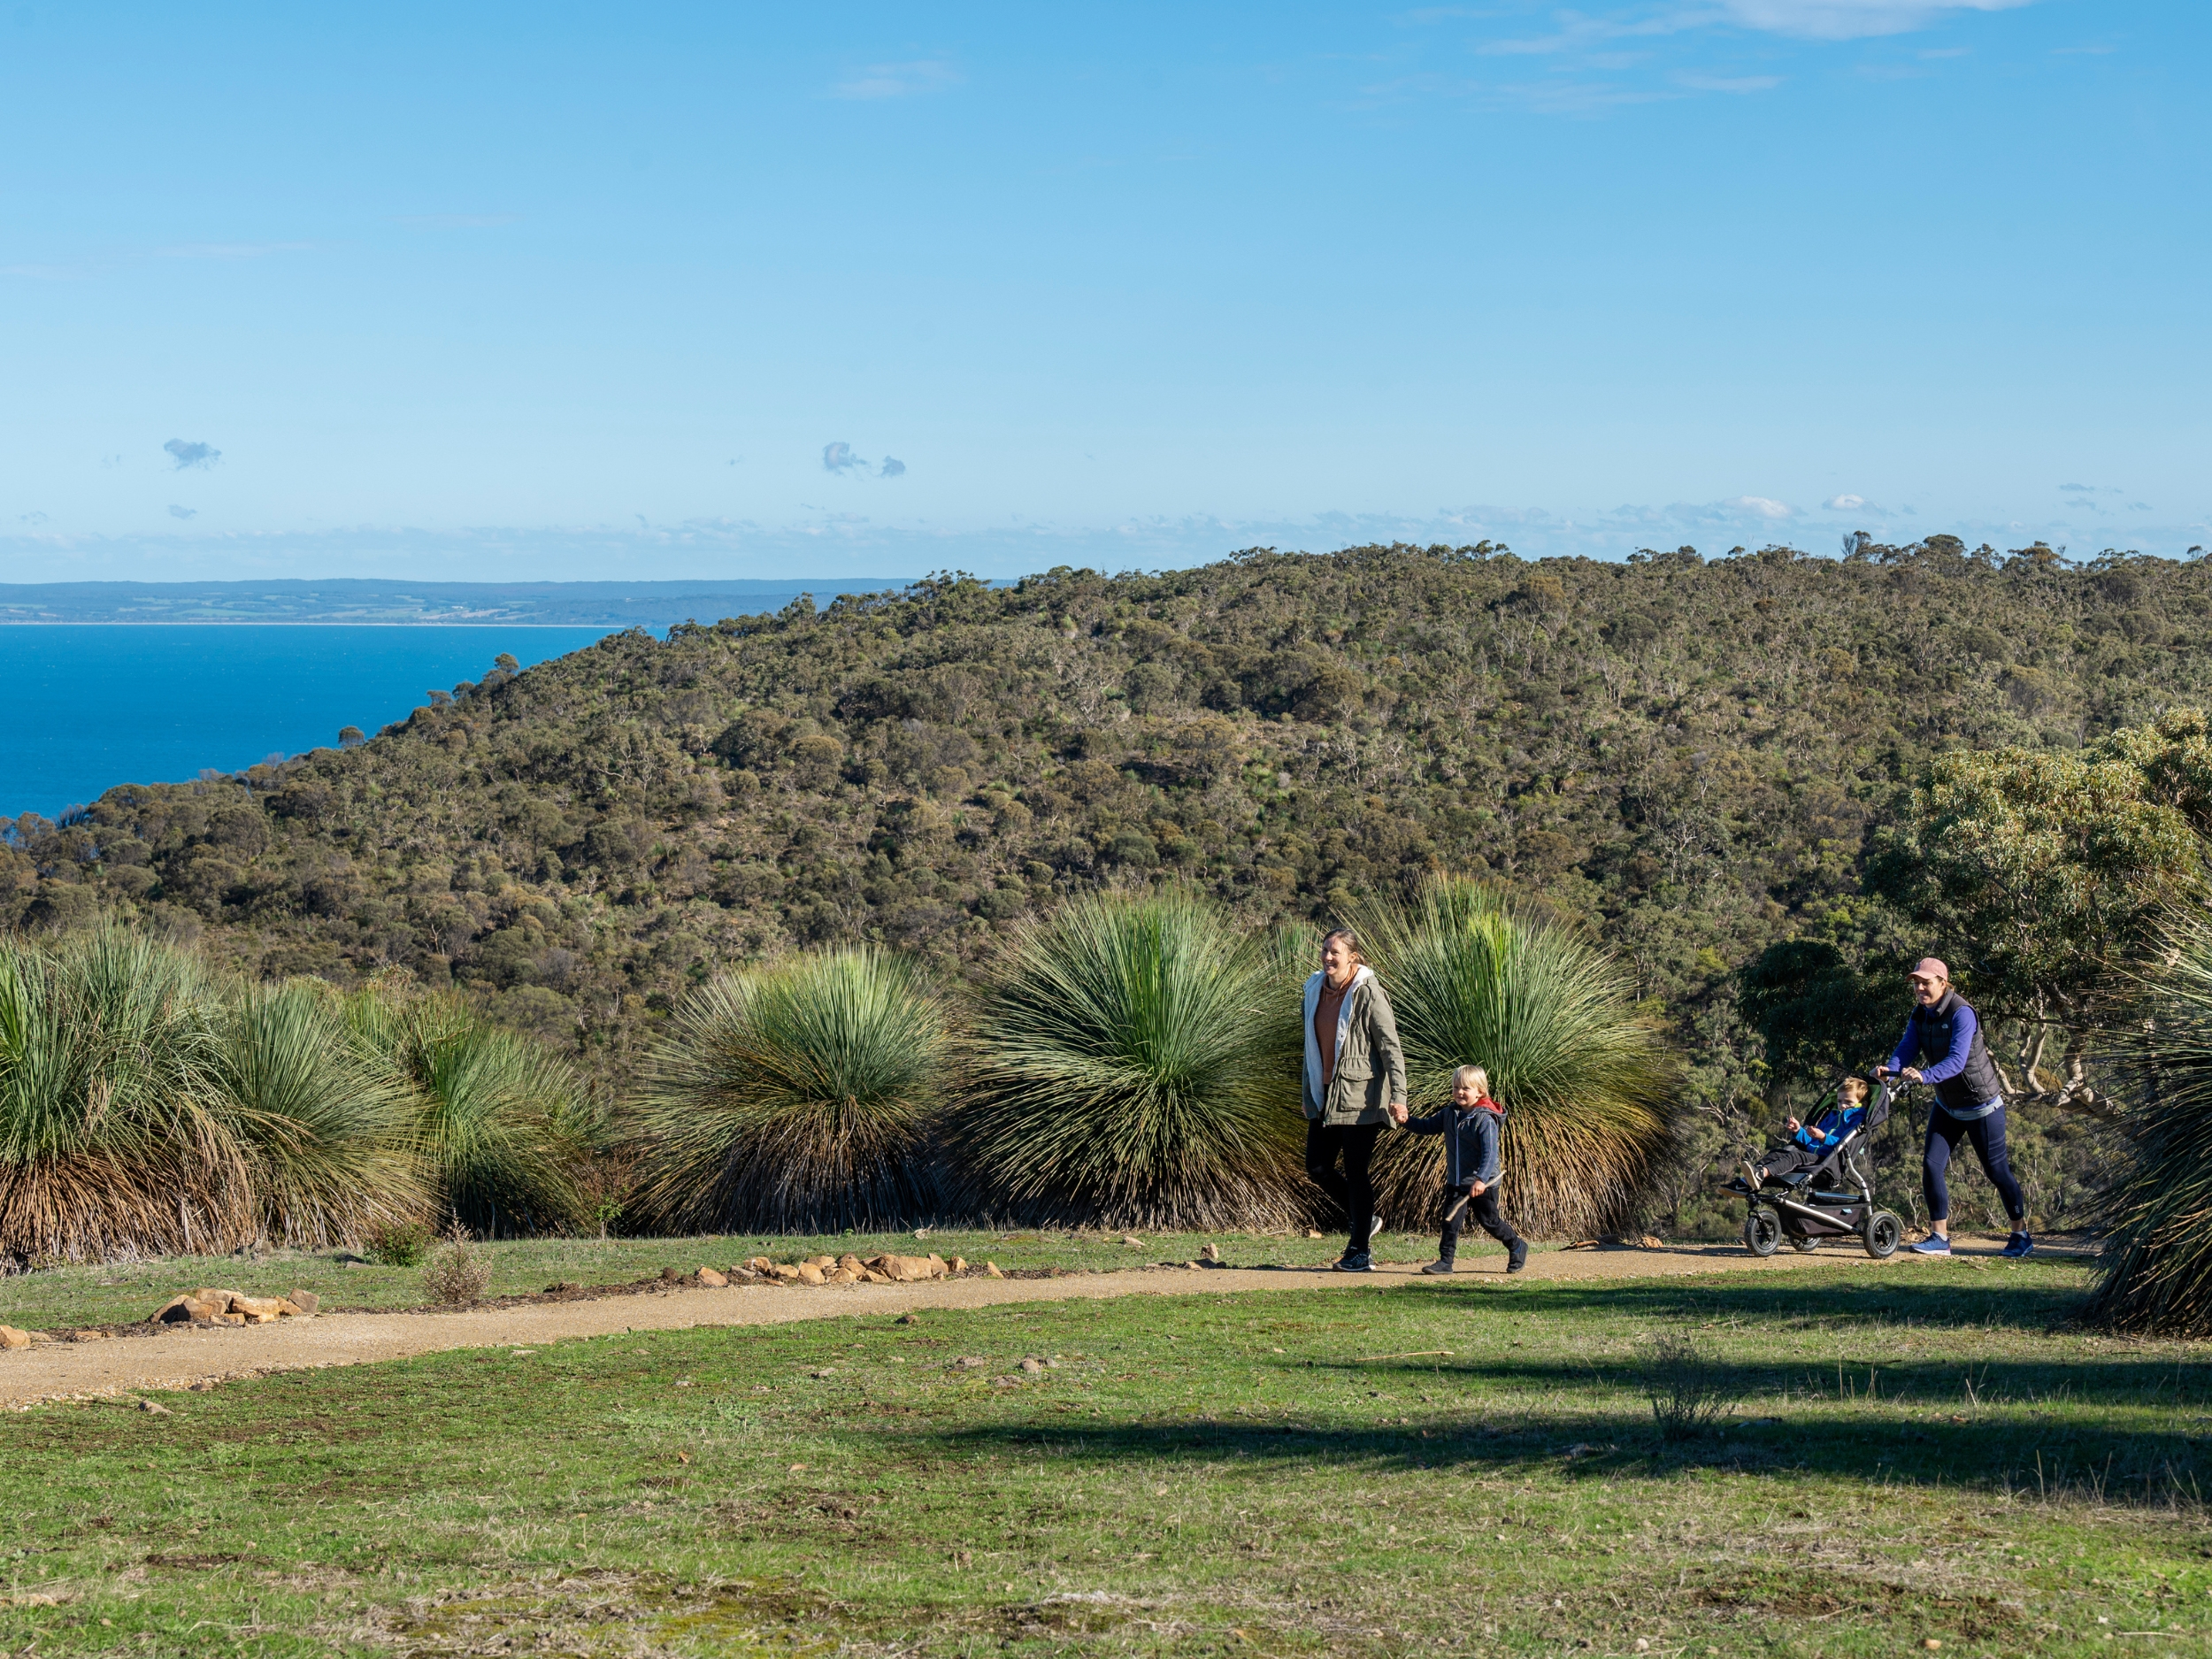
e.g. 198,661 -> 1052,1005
919,1406 -> 2209,1510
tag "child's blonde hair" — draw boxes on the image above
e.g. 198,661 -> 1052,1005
1453,1064 -> 1489,1096
1838,1075 -> 1869,1103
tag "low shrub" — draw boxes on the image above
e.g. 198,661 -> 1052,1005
421,1223 -> 493,1304
364,1217 -> 434,1267
1638,1331 -> 1741,1442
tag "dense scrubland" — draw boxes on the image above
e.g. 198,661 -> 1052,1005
5,539 -> 2212,1260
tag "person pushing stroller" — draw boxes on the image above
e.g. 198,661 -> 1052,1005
1393,1066 -> 1528,1275
1740,1077 -> 1870,1189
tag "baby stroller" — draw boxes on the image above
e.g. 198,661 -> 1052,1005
1725,1079 -> 1904,1259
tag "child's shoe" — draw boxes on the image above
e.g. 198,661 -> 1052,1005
1420,1258 -> 1455,1276
1506,1240 -> 1529,1274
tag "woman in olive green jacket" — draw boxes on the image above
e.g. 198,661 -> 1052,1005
1302,928 -> 1408,1271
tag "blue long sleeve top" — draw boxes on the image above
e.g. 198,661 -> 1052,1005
1888,1002 -> 1978,1083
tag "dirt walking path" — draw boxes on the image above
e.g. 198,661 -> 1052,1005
2,1236 -> 2019,1410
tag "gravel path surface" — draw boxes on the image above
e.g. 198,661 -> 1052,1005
0,1239 -> 1955,1409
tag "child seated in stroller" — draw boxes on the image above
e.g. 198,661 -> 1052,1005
1741,1077 -> 1870,1188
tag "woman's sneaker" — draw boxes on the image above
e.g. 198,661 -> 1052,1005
1506,1240 -> 1529,1274
1335,1253 -> 1373,1272
2000,1232 -> 2034,1258
1420,1258 -> 1455,1276
1910,1233 -> 1952,1256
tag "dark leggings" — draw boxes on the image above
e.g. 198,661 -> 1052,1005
1924,1105 -> 2026,1225
1306,1120 -> 1383,1253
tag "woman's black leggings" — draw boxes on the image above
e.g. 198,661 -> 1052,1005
1306,1120 -> 1382,1251
1923,1105 -> 2026,1225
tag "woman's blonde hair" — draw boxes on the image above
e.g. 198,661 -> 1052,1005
1453,1064 -> 1489,1096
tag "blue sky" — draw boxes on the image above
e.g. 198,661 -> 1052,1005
2,1 -> 2204,581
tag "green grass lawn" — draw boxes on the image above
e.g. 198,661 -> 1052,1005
4,1256 -> 2208,1657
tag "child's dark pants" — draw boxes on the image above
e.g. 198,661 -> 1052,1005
1440,1184 -> 1519,1262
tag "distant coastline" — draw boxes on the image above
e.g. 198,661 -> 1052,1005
0,577 -> 914,631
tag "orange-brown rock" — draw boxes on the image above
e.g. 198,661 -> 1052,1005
695,1267 -> 729,1287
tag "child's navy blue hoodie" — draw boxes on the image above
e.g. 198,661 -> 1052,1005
1402,1097 -> 1504,1187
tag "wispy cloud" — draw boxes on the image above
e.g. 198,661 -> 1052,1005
167,504 -> 196,520
833,58 -> 961,100
165,439 -> 221,471
1715,1 -> 2035,41
823,441 -> 866,474
1675,71 -> 1784,90
879,457 -> 907,479
1824,493 -> 1866,511
392,213 -> 519,229
156,242 -> 316,259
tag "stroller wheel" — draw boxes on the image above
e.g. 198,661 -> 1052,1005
1788,1234 -> 1819,1253
1863,1211 -> 1903,1259
1742,1209 -> 1781,1257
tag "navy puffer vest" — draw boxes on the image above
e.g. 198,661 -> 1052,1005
1907,988 -> 2005,1115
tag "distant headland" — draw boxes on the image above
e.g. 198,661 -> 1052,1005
0,577 -> 913,629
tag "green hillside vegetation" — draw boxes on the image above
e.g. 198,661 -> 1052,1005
5,538 -> 2210,1238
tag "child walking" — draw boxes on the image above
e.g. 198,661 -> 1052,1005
1395,1065 -> 1527,1275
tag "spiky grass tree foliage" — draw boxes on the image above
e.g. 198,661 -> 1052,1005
629,948 -> 949,1233
1356,879 -> 1676,1238
344,984 -> 590,1236
949,892 -> 1306,1230
0,931 -> 243,1262
216,982 -> 426,1248
2093,916 -> 2212,1336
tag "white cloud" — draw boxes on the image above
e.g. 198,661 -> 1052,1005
823,442 -> 866,474
833,58 -> 961,100
1716,0 -> 2035,41
1675,72 -> 1784,91
1825,494 -> 1865,510
1728,495 -> 1796,520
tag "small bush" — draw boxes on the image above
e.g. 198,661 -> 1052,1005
1639,1332 -> 1741,1442
421,1223 -> 494,1304
364,1217 -> 433,1267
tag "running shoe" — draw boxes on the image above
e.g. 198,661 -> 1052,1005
1335,1254 -> 1373,1273
1370,1216 -> 1386,1243
1506,1240 -> 1529,1274
1420,1258 -> 1455,1276
1910,1234 -> 1952,1256
2000,1233 -> 2034,1258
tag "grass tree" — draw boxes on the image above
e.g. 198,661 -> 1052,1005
1356,878 -> 1676,1239
0,930 -> 243,1262
949,891 -> 1306,1230
344,981 -> 592,1237
216,981 -> 426,1249
2093,913 -> 2212,1336
628,947 -> 949,1233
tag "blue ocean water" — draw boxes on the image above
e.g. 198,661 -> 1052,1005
0,626 -> 618,820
